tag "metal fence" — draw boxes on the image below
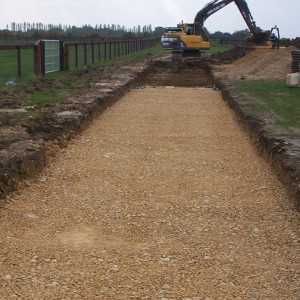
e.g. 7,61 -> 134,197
0,38 -> 159,84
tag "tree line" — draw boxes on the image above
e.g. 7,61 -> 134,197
0,22 -> 164,42
210,29 -> 294,46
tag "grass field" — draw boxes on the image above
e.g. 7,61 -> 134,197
237,80 -> 300,129
0,48 -> 35,84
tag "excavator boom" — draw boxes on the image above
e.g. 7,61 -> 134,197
194,0 -> 271,43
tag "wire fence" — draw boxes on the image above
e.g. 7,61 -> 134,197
64,38 -> 158,70
0,38 -> 159,84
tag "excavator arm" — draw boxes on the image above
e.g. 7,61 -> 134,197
194,0 -> 271,43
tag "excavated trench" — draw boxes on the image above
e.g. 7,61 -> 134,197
141,59 -> 214,87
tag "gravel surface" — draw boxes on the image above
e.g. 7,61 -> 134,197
0,87 -> 299,299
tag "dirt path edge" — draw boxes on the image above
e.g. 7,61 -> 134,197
213,75 -> 300,207
0,61 -> 154,202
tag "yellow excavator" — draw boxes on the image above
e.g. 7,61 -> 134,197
161,24 -> 211,52
161,0 -> 280,53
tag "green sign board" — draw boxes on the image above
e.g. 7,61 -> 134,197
43,40 -> 61,74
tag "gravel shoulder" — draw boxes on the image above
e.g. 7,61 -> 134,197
0,87 -> 299,299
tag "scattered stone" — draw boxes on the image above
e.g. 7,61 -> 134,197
3,274 -> 12,281
25,213 -> 39,219
48,281 -> 59,287
160,256 -> 171,263
56,111 -> 83,119
111,265 -> 119,271
5,80 -> 16,86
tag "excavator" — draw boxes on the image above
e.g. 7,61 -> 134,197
161,0 -> 280,53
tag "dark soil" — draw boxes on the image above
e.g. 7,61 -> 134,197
141,59 -> 214,87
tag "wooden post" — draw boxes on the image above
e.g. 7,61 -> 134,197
98,43 -> 101,61
109,41 -> 112,60
117,41 -> 121,57
113,41 -> 116,58
40,40 -> 46,76
59,41 -> 65,71
33,44 -> 40,77
91,42 -> 95,64
121,40 -> 124,56
16,46 -> 22,78
84,43 -> 88,66
63,43 -> 69,71
104,41 -> 107,60
75,44 -> 79,68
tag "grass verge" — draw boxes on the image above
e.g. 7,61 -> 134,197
237,80 -> 300,129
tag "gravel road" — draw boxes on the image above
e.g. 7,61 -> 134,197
0,87 -> 299,299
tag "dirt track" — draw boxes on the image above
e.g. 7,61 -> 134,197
0,86 -> 299,299
215,48 -> 291,80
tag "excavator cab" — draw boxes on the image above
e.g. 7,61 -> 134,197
160,23 -> 211,52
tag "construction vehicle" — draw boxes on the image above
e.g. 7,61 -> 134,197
161,0 -> 280,53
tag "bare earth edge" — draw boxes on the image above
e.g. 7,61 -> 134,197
213,75 -> 300,207
0,62 -> 153,201
0,55 -> 299,208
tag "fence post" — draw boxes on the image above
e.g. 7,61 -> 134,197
98,43 -> 101,61
104,41 -> 107,60
113,41 -> 117,58
63,43 -> 69,71
84,43 -> 88,66
75,44 -> 79,68
109,41 -> 112,60
121,40 -> 124,56
91,42 -> 95,64
16,46 -> 22,78
34,43 -> 41,77
40,40 -> 46,75
59,41 -> 65,71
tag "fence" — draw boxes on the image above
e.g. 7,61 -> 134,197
0,38 -> 159,84
64,39 -> 158,71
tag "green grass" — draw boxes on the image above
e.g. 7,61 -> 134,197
27,90 -> 69,107
237,80 -> 300,129
0,48 -> 34,84
208,41 -> 233,54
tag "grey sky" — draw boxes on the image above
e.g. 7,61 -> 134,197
1,0 -> 299,38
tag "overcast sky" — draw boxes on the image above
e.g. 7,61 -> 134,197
1,0 -> 299,38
